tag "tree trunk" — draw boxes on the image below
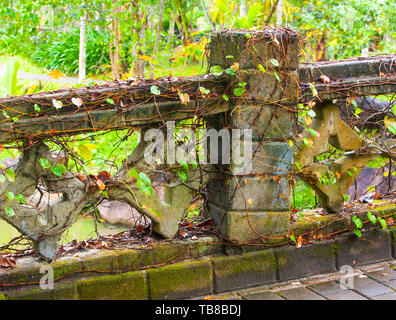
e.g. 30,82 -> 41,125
276,0 -> 283,26
138,21 -> 147,78
176,0 -> 190,45
109,0 -> 121,79
150,0 -> 165,78
239,0 -> 248,17
265,0 -> 280,24
200,0 -> 215,30
167,15 -> 175,45
78,6 -> 87,83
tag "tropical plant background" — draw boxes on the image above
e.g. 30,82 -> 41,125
0,0 -> 394,82
0,0 -> 394,213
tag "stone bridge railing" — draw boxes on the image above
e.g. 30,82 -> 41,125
0,27 -> 395,260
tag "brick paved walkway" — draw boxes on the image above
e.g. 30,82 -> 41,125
196,260 -> 396,300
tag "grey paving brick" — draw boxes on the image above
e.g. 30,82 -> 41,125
372,292 -> 396,300
326,290 -> 367,300
276,287 -> 326,300
346,276 -> 394,298
363,266 -> 396,283
242,291 -> 285,300
308,280 -> 345,296
210,293 -> 242,300
381,279 -> 396,290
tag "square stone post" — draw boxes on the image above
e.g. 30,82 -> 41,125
207,28 -> 300,242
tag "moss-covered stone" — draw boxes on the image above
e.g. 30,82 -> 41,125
212,209 -> 290,243
114,241 -> 192,272
276,242 -> 336,281
149,241 -> 191,266
293,211 -> 347,233
78,270 -> 148,300
53,282 -> 78,300
370,201 -> 396,215
337,230 -> 392,267
391,226 -> 396,251
114,249 -> 143,271
5,286 -> 54,300
51,257 -> 82,280
212,249 -> 277,293
4,256 -> 42,285
147,259 -> 212,299
3,281 -> 77,300
78,249 -> 116,274
187,237 -> 221,258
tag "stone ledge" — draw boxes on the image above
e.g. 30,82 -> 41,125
0,201 -> 395,300
147,259 -> 213,300
291,200 -> 396,237
1,228 -> 394,300
336,230 -> 392,267
77,270 -> 148,300
0,236 -> 221,287
4,281 -> 77,300
275,242 -> 337,281
212,250 -> 277,293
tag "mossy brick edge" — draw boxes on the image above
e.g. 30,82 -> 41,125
0,227 -> 395,299
336,229 -> 393,267
212,249 -> 277,293
77,270 -> 148,300
147,259 -> 213,300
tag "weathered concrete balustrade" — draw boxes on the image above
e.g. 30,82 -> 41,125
0,26 -> 395,261
207,28 -> 300,241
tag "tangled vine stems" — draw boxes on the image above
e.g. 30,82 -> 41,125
0,129 -> 203,261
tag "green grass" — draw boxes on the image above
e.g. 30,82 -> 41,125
293,179 -> 317,209
152,58 -> 206,78
0,54 -> 45,74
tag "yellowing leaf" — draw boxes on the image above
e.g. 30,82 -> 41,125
78,143 -> 98,160
384,117 -> 396,135
26,85 -> 37,95
296,236 -> 303,248
96,179 -> 106,190
121,73 -> 134,80
137,55 -> 152,62
258,63 -> 266,73
142,204 -> 162,218
231,62 -> 239,71
177,89 -> 190,105
49,69 -> 65,79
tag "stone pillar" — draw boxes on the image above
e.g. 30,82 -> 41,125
207,28 -> 300,242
